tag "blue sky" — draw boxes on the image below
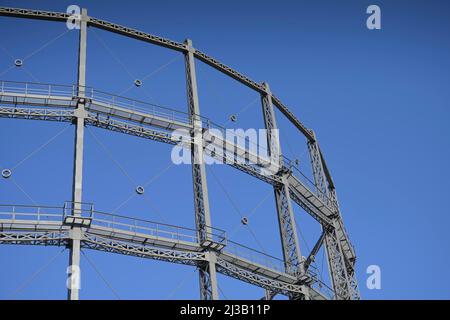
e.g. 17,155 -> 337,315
0,0 -> 449,299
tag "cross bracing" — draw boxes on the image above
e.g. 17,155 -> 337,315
0,204 -> 332,299
0,6 -> 359,300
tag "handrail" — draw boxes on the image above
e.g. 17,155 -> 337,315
0,202 -> 335,298
0,203 -> 226,245
0,80 -> 192,121
0,6 -> 355,299
0,203 -> 284,273
285,159 -> 334,207
0,6 -> 313,141
225,240 -> 285,273
91,209 -> 224,241
0,79 -> 329,203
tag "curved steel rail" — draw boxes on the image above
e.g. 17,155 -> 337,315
0,203 -> 333,299
0,6 -> 359,300
0,6 -> 312,140
0,81 -> 338,225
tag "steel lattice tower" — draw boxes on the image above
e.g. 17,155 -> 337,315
0,6 -> 360,300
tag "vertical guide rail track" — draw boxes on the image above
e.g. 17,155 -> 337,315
260,83 -> 307,300
184,39 -> 219,300
0,6 -> 359,300
307,131 -> 360,299
67,8 -> 88,301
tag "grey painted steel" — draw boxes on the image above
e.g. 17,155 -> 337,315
0,91 -> 351,299
307,131 -> 359,300
68,8 -> 88,301
0,7 -> 69,22
184,39 -> 218,300
0,6 -> 360,300
0,88 -> 354,299
0,204 -> 333,298
0,6 -> 314,142
260,83 -> 307,300
261,83 -> 302,275
304,232 -> 325,271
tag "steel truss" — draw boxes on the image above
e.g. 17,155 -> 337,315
307,132 -> 359,300
0,205 -> 330,297
0,6 -> 359,300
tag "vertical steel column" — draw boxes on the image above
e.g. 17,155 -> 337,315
68,8 -> 88,301
184,39 -> 218,300
327,182 -> 360,300
307,131 -> 359,300
260,82 -> 307,299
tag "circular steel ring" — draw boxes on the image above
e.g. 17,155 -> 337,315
2,169 -> 12,179
135,185 -> 145,195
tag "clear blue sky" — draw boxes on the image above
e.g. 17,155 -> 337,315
0,0 -> 449,299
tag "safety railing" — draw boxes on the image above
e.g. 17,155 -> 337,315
0,80 -> 77,98
89,210 -> 200,243
202,119 -> 335,206
306,263 -> 335,299
0,202 -> 227,248
204,120 -> 272,167
0,202 -> 336,292
0,80 -> 206,129
223,240 -> 335,297
62,201 -> 94,216
86,88 -> 195,126
0,81 -> 274,171
224,240 -> 286,273
284,157 -> 334,207
61,201 -> 226,247
0,203 -> 284,274
0,80 -> 335,211
0,204 -> 64,223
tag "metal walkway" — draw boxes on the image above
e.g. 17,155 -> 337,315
0,80 -> 350,299
0,203 -> 331,299
0,80 -> 346,233
0,4 -> 359,300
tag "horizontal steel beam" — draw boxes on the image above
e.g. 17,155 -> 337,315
88,17 -> 186,52
0,201 -> 331,298
216,258 -> 305,296
82,233 -> 205,266
288,175 -> 333,227
0,88 -> 325,214
193,49 -> 264,92
0,227 -> 321,297
271,96 -> 315,142
0,7 -> 313,142
0,104 -> 333,228
0,5 -> 357,299
0,231 -> 69,246
0,106 -> 75,122
0,7 -> 69,22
